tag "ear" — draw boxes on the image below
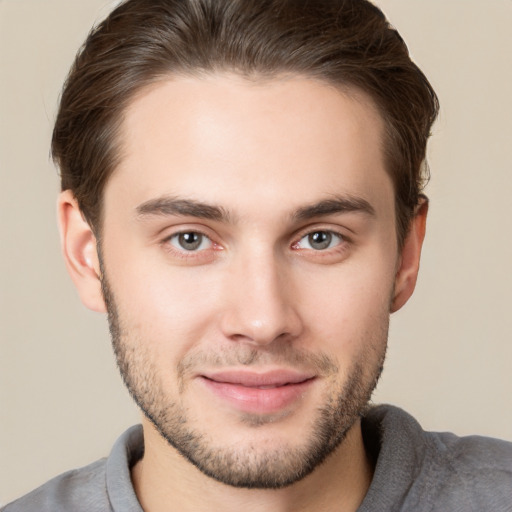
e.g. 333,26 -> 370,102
390,197 -> 428,313
57,190 -> 106,313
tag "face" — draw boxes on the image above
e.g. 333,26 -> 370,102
96,75 -> 401,488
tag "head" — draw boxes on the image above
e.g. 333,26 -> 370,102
55,0 -> 437,490
53,0 -> 438,246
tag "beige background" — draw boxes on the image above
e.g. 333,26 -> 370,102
1,0 -> 511,505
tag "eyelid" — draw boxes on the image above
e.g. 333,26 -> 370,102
159,225 -> 224,261
291,224 -> 351,246
296,231 -> 343,249
168,231 -> 213,252
159,223 -> 218,243
290,226 -> 353,264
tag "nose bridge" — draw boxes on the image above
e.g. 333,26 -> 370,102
220,245 -> 302,345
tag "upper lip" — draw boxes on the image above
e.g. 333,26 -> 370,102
200,369 -> 316,387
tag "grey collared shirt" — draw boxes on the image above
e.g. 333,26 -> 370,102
4,405 -> 512,511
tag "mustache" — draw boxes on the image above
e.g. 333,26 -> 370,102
177,344 -> 339,379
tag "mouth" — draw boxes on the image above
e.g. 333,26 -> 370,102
198,369 -> 317,415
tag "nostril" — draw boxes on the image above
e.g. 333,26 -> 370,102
219,276 -> 303,345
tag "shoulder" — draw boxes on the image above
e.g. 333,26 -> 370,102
430,427 -> 512,471
1,458 -> 109,512
426,429 -> 512,509
2,424 -> 144,512
361,405 -> 512,512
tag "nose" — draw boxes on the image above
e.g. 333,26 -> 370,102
219,251 -> 303,346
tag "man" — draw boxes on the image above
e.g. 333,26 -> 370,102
3,0 -> 511,510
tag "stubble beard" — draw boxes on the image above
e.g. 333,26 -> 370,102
100,271 -> 387,489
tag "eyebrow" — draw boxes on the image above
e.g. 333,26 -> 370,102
136,196 -> 231,222
135,194 -> 375,223
293,195 -> 376,221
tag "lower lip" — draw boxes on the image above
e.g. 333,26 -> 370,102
199,377 -> 315,415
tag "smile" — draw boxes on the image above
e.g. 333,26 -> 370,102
198,370 -> 317,415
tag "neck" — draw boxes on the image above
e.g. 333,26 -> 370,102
131,418 -> 373,512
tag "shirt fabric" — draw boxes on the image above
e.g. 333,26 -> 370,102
3,405 -> 512,511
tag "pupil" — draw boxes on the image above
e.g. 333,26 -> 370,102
179,232 -> 201,250
309,231 -> 331,250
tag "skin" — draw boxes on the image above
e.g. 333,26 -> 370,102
58,74 -> 427,512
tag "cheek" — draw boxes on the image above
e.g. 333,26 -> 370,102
297,254 -> 395,354
105,251 -> 224,355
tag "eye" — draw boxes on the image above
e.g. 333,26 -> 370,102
295,230 -> 344,251
168,231 -> 212,252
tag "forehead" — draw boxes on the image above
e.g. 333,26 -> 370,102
104,73 -> 392,222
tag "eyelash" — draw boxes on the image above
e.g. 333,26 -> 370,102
160,229 -> 219,261
292,230 -> 346,250
160,227 -> 351,261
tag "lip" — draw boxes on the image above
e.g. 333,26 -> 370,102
198,369 -> 316,415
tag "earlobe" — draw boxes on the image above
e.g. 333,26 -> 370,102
390,197 -> 428,313
58,190 -> 106,313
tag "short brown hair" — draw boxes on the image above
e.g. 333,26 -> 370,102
52,0 -> 439,245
